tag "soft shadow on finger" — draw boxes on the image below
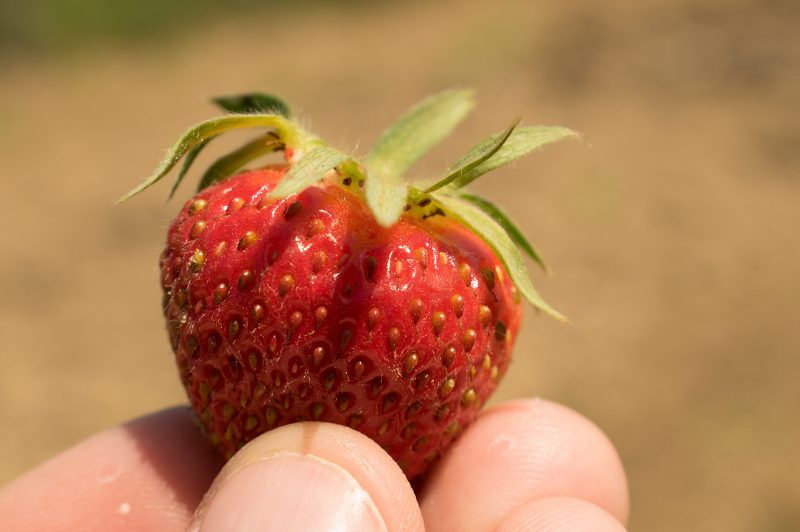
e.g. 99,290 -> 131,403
496,497 -> 627,532
419,398 -> 629,532
0,406 -> 222,532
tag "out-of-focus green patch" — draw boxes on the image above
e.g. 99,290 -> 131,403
0,0 -> 374,58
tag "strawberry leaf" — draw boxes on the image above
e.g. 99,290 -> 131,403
212,93 -> 292,117
118,114 -> 299,202
270,146 -> 351,199
431,193 -> 567,321
366,89 -> 475,180
197,133 -> 283,192
423,119 -> 519,193
458,192 -> 548,273
441,125 -> 580,190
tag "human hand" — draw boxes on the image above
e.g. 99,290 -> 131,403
0,399 -> 628,531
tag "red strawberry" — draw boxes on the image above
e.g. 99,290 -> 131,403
123,90 -> 577,479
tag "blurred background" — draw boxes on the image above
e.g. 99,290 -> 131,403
1,0 -> 798,529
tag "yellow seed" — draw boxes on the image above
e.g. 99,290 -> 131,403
403,352 -> 419,375
265,407 -> 278,427
432,311 -> 446,336
312,251 -> 327,273
414,248 -> 428,269
312,346 -> 326,368
251,303 -> 265,324
238,270 -> 254,290
222,402 -> 236,422
314,306 -> 328,328
238,230 -> 257,250
244,415 -> 258,431
214,282 -> 229,304
227,197 -> 244,215
387,327 -> 401,350
451,294 -> 464,318
306,218 -> 325,238
462,388 -> 477,406
199,382 -> 210,401
409,299 -> 423,323
412,437 -> 429,452
253,383 -> 267,400
367,308 -> 381,330
188,198 -> 207,215
279,274 -> 295,297
463,328 -> 477,351
458,263 -> 472,286
337,394 -> 351,412
289,311 -> 303,333
439,377 -> 456,398
479,305 -> 492,328
352,359 -> 366,380
189,220 -> 206,239
311,402 -> 325,420
189,249 -> 205,272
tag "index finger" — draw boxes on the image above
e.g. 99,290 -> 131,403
419,398 -> 629,531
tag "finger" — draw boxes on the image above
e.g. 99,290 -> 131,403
420,398 -> 628,532
496,497 -> 627,532
189,422 -> 424,532
0,406 -> 222,532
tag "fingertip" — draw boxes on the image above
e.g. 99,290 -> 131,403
420,398 -> 629,532
190,422 -> 424,532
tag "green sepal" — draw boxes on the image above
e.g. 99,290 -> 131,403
170,138 -> 212,198
118,114 -> 299,202
441,125 -> 581,190
423,119 -> 519,193
269,146 -> 352,199
366,89 -> 475,180
431,192 -> 567,322
197,133 -> 283,192
212,93 -> 292,117
365,170 -> 408,228
458,192 -> 548,273
166,94 -> 292,198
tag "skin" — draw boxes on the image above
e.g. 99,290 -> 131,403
0,398 -> 628,531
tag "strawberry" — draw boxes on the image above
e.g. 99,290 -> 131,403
122,90 -> 577,479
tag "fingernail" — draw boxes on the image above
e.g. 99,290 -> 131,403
194,453 -> 387,532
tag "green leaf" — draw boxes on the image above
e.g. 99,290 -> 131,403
442,125 -> 580,190
458,192 -> 548,273
212,93 -> 292,117
118,114 -> 297,203
366,88 -> 475,179
270,146 -> 351,199
423,119 -> 519,193
365,170 -> 408,227
170,138 -> 213,199
431,193 -> 567,322
197,133 -> 283,192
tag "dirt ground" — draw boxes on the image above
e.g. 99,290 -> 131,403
1,0 -> 798,529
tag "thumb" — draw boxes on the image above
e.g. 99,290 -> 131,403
188,422 -> 424,532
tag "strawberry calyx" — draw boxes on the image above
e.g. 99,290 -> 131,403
121,90 -> 579,320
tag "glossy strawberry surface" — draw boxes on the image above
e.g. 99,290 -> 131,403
161,166 -> 522,478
